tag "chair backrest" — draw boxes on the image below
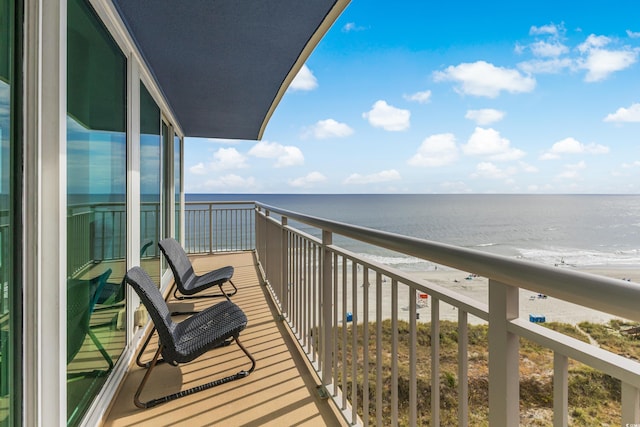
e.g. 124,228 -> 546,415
158,238 -> 195,291
140,240 -> 153,258
124,267 -> 176,357
88,268 -> 112,312
67,268 -> 113,364
67,278 -> 91,364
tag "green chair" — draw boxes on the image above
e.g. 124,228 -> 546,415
67,268 -> 114,372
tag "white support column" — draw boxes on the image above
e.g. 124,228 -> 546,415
622,382 -> 640,425
553,352 -> 568,427
488,279 -> 520,426
23,0 -> 67,425
126,58 -> 141,338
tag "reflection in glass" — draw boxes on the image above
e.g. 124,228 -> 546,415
161,122 -> 170,276
0,0 -> 15,424
140,83 -> 161,283
174,134 -> 181,241
67,0 -> 127,424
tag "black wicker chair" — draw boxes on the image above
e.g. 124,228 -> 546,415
125,266 -> 255,409
158,237 -> 237,300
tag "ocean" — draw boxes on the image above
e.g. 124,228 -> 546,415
186,194 -> 640,271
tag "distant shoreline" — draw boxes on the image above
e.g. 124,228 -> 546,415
408,265 -> 640,326
336,264 -> 640,327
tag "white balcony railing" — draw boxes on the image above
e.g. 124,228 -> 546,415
60,198 -> 640,424
249,201 -> 640,427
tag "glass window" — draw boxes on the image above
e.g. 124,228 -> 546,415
0,0 -> 18,425
161,121 -> 170,275
67,0 -> 126,424
140,83 -> 160,283
174,134 -> 181,241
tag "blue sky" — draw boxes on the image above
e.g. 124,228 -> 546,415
184,1 -> 640,194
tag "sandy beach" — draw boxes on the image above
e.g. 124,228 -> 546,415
336,265 -> 640,326
408,266 -> 640,325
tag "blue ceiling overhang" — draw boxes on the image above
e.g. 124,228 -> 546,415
112,0 -> 348,139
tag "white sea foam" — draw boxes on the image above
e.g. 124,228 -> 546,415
475,242 -> 497,247
517,247 -> 640,267
355,253 -> 443,271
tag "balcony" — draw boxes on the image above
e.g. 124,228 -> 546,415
103,251 -> 346,426
103,201 -> 640,426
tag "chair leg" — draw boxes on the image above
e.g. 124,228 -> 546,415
87,329 -> 114,370
136,322 -> 231,368
133,335 -> 256,409
135,326 -> 168,368
173,280 -> 238,301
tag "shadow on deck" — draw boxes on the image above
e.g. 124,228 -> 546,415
103,252 -> 346,426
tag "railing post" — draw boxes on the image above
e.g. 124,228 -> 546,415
488,279 -> 519,426
321,230 -> 333,386
431,297 -> 440,426
458,310 -> 469,427
553,352 -> 568,427
208,202 -> 213,254
281,216 -> 288,315
622,382 -> 640,425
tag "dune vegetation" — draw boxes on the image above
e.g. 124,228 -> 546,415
336,319 -> 640,426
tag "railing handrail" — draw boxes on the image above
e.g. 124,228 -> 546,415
185,200 -> 256,206
256,201 -> 640,323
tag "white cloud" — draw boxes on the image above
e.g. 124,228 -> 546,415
557,161 -> 586,179
622,160 -> 640,168
290,65 -> 318,91
275,146 -> 304,167
304,119 -> 354,139
517,58 -> 574,74
519,161 -> 539,173
627,30 -> 640,38
530,41 -> 569,57
516,29 -> 638,81
577,34 -> 611,53
580,48 -> 638,82
433,61 -> 536,98
408,133 -> 459,167
530,24 -> 562,37
188,148 -> 248,175
465,109 -> 505,125
343,169 -> 401,184
603,103 -> 640,123
541,137 -> 610,159
248,140 -> 304,167
362,100 -> 411,131
189,162 -> 207,175
462,127 -> 525,161
211,147 -> 249,170
289,171 -> 327,188
575,34 -> 638,82
472,162 -> 515,180
404,90 -> 432,104
342,22 -> 365,32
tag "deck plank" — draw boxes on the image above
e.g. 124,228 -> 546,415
102,252 -> 345,426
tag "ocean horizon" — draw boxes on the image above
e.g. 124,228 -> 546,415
186,193 -> 640,271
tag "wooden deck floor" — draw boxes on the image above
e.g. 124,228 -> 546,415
102,252 -> 346,427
